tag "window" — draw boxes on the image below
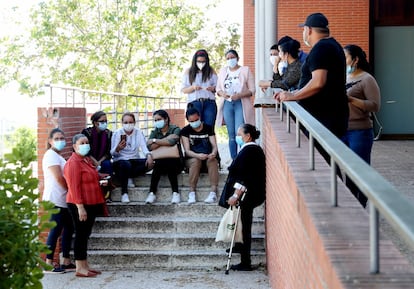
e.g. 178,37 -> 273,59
375,0 -> 414,26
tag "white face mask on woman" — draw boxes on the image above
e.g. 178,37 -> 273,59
196,62 -> 206,70
278,61 -> 288,75
123,123 -> 135,133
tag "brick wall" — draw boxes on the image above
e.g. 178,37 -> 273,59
38,107 -> 86,263
243,0 -> 370,69
243,0 -> 256,76
261,108 -> 414,289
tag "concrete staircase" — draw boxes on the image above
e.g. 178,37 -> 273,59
88,172 -> 266,270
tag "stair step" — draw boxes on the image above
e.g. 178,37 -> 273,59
87,249 -> 266,270
88,232 -> 265,251
106,202 -> 265,218
94,216 -> 265,234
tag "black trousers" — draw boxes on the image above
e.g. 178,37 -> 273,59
239,206 -> 254,266
68,203 -> 102,260
150,158 -> 182,193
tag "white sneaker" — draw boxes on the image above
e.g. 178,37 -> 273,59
204,192 -> 217,203
128,178 -> 135,188
171,192 -> 181,204
121,193 -> 130,203
145,192 -> 156,204
187,191 -> 196,204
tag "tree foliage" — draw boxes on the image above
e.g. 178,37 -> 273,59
0,0 -> 240,97
0,127 -> 54,289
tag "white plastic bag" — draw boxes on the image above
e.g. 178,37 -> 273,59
215,206 -> 243,243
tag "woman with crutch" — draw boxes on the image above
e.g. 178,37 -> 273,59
225,123 -> 266,271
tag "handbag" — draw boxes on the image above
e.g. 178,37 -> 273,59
215,206 -> 243,243
151,143 -> 181,159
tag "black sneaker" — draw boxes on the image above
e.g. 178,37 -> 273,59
60,263 -> 76,271
43,267 -> 66,274
230,263 -> 253,271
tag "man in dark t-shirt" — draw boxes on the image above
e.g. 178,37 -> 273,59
181,108 -> 219,204
275,12 -> 349,138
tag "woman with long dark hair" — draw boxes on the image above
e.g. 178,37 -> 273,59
343,44 -> 381,207
181,49 -> 218,128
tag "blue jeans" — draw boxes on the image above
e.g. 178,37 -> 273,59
341,128 -> 374,208
341,128 -> 374,164
46,207 -> 74,260
223,99 -> 244,159
188,99 -> 217,128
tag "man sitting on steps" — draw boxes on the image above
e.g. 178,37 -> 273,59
180,108 -> 219,204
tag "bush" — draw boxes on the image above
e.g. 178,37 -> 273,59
0,129 -> 54,289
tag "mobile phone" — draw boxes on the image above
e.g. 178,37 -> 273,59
120,135 -> 126,142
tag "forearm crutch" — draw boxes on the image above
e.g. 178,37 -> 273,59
225,191 -> 246,275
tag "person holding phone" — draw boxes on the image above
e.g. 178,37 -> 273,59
110,112 -> 154,203
181,49 -> 218,128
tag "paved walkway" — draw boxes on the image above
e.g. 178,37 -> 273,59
41,140 -> 414,289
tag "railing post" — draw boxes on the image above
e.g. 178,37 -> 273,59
296,118 -> 300,148
331,158 -> 338,207
309,134 -> 315,170
370,202 -> 380,273
286,108 -> 290,133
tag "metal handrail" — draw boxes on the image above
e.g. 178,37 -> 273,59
44,84 -> 186,137
277,101 -> 414,273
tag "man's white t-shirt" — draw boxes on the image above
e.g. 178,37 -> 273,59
42,149 -> 67,208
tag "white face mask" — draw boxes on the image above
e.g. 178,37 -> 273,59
123,123 -> 135,133
278,61 -> 288,75
196,62 -> 206,70
303,27 -> 311,47
269,55 -> 277,66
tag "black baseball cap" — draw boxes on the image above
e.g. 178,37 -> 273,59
299,13 -> 329,28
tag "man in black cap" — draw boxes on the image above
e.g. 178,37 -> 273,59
275,12 -> 349,139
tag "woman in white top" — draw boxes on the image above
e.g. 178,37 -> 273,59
216,49 -> 255,159
110,112 -> 154,203
181,49 -> 218,128
42,128 -> 74,272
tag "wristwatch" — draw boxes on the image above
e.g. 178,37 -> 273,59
152,138 -> 156,144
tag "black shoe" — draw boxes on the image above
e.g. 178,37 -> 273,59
225,243 -> 243,254
230,263 -> 253,271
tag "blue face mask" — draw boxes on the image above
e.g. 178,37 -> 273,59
235,135 -> 245,147
346,65 -> 356,75
189,119 -> 201,129
154,119 -> 165,129
98,122 -> 107,131
227,58 -> 238,68
53,140 -> 66,151
78,144 -> 90,156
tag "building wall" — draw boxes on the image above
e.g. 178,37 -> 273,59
243,0 -> 370,70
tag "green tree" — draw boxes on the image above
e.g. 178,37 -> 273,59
0,0 -> 240,98
0,127 -> 54,289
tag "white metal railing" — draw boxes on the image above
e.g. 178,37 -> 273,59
275,101 -> 414,274
44,84 -> 186,137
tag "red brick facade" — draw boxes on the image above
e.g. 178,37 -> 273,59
243,0 -> 370,76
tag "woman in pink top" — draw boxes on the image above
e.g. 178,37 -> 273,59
64,133 -> 105,277
216,49 -> 255,160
